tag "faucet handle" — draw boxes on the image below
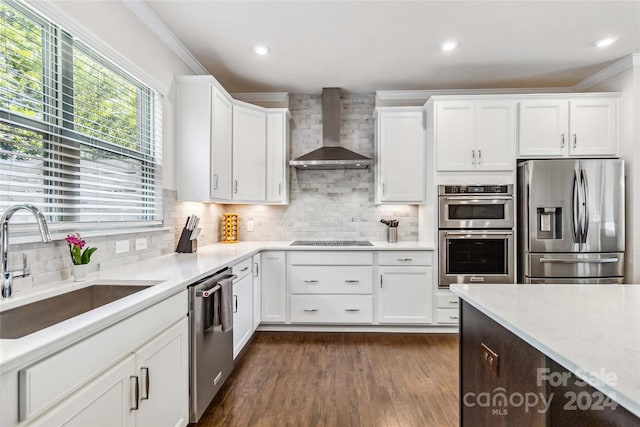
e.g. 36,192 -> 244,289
11,253 -> 30,278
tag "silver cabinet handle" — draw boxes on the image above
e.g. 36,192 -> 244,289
214,174 -> 219,190
449,300 -> 458,304
140,367 -> 150,400
254,262 -> 259,277
344,280 -> 360,283
240,266 -> 249,272
345,308 -> 360,312
234,180 -> 238,194
539,257 -> 618,264
471,149 -> 475,165
397,258 -> 413,261
477,149 -> 482,164
449,315 -> 459,320
304,280 -> 319,283
573,134 -> 577,148
130,376 -> 139,410
382,183 -> 385,195
561,134 -> 565,148
303,308 -> 318,312
278,182 -> 282,195
233,295 -> 238,313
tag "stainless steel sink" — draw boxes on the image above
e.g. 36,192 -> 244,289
0,284 -> 153,339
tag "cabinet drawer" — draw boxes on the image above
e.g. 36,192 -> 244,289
436,308 -> 460,324
288,251 -> 373,266
436,293 -> 460,309
289,266 -> 373,294
377,251 -> 432,266
18,290 -> 186,421
290,295 -> 373,324
232,257 -> 253,279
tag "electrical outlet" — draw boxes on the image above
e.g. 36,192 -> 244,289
115,240 -> 130,254
135,238 -> 147,251
247,220 -> 254,232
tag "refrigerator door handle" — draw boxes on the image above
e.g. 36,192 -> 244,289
572,170 -> 580,244
580,168 -> 589,244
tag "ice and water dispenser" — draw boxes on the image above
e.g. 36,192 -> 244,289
536,207 -> 562,239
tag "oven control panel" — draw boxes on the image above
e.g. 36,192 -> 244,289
439,185 -> 512,195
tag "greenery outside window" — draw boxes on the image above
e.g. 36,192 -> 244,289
0,0 -> 162,235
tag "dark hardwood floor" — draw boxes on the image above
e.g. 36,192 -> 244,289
197,332 -> 459,427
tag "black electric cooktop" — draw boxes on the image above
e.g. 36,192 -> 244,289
290,240 -> 374,247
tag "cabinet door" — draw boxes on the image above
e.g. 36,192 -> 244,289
176,80 -> 212,201
475,100 -> 515,171
377,267 -> 432,324
569,97 -> 617,157
211,86 -> 233,201
233,273 -> 254,359
435,101 -> 476,171
266,112 -> 289,204
252,254 -> 261,331
135,318 -> 189,427
518,99 -> 568,157
31,355 -> 136,427
377,110 -> 425,203
261,251 -> 287,323
232,104 -> 267,202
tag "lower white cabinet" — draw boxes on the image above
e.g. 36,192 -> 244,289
261,251 -> 287,323
435,291 -> 460,325
232,272 -> 253,359
1,291 -> 188,427
290,295 -> 373,323
377,267 -> 433,324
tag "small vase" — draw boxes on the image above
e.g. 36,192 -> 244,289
72,264 -> 89,281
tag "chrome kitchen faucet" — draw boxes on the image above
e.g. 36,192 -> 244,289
1,204 -> 51,298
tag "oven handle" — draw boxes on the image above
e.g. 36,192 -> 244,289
442,196 -> 512,202
442,231 -> 513,237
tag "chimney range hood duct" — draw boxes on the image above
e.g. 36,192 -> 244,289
289,88 -> 373,170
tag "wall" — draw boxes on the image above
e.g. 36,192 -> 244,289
224,93 -> 419,242
583,62 -> 640,281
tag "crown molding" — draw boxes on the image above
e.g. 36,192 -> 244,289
573,53 -> 640,92
376,87 -> 573,104
231,93 -> 290,103
123,0 -> 208,76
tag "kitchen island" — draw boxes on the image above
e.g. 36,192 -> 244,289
451,284 -> 640,426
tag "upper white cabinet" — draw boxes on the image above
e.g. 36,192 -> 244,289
518,94 -> 618,158
232,102 -> 267,202
176,76 -> 233,201
176,76 -> 289,204
266,110 -> 290,204
433,98 -> 515,171
374,108 -> 425,204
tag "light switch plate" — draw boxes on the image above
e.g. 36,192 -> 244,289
480,342 -> 499,377
135,238 -> 147,251
247,220 -> 254,232
115,240 -> 130,254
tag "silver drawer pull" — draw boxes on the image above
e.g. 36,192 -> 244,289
397,258 -> 413,261
345,308 -> 360,312
344,280 -> 360,283
303,308 -> 319,312
240,266 -> 249,272
140,367 -> 150,400
130,376 -> 139,410
539,257 -> 618,264
304,280 -> 319,283
449,315 -> 459,320
449,300 -> 458,304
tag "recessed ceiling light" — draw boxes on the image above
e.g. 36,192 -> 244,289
440,40 -> 458,52
254,45 -> 271,56
593,36 -> 618,48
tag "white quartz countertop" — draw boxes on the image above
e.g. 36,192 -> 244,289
0,240 -> 433,372
450,284 -> 640,418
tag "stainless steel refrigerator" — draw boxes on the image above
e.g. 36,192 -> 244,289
517,159 -> 625,284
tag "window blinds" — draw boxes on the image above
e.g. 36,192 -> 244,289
0,0 -> 163,231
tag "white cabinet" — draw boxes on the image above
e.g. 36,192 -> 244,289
232,271 -> 254,359
232,103 -> 267,202
377,251 -> 433,324
261,251 -> 287,323
176,76 -> 233,202
434,291 -> 460,325
434,98 -> 515,171
518,95 -> 618,158
266,111 -> 290,204
252,254 -> 261,330
375,108 -> 425,203
9,292 -> 189,427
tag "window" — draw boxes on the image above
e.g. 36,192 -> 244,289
0,0 -> 162,234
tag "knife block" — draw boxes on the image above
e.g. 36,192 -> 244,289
221,214 -> 239,243
176,227 -> 195,253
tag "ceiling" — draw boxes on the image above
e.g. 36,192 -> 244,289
144,1 -> 640,94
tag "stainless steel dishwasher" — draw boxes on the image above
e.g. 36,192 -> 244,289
188,267 -> 236,423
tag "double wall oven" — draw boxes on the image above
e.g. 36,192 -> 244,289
438,185 -> 515,288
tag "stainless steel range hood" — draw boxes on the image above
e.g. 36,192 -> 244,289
289,88 -> 373,170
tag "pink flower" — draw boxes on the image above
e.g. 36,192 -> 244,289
65,233 -> 86,249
